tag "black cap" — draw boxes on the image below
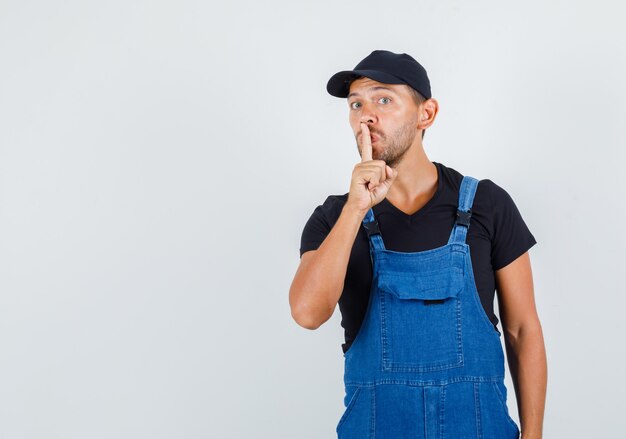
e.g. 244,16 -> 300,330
326,50 -> 431,100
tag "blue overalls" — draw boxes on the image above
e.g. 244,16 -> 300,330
336,175 -> 521,439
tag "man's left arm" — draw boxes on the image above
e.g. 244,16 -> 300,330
495,251 -> 547,439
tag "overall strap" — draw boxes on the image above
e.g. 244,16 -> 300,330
447,175 -> 480,245
362,208 -> 386,251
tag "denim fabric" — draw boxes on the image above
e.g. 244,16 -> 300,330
337,175 -> 520,439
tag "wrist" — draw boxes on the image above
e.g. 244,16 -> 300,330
342,202 -> 368,220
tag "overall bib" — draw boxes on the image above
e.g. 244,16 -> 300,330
336,175 -> 521,439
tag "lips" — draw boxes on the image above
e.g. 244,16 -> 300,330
360,129 -> 382,144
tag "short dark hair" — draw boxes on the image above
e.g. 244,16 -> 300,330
406,86 -> 427,140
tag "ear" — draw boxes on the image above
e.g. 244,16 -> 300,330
418,98 -> 439,128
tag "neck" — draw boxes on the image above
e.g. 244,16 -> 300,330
386,141 -> 437,204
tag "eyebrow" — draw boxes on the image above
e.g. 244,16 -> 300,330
347,86 -> 397,99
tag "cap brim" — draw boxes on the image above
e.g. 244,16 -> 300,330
326,69 -> 406,98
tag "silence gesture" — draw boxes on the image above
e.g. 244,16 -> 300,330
345,123 -> 398,216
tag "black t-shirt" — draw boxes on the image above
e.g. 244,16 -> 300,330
299,161 -> 537,354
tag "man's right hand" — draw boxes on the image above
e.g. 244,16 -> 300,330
290,124 -> 398,329
346,123 -> 398,216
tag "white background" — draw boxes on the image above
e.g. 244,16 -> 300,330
1,0 -> 625,437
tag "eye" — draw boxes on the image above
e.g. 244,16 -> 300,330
350,101 -> 361,110
378,97 -> 391,104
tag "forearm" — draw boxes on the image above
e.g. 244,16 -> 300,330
504,322 -> 547,439
289,204 -> 366,329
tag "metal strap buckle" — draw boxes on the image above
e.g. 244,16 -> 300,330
456,208 -> 472,227
362,220 -> 381,237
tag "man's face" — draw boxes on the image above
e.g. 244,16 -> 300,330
347,77 -> 421,168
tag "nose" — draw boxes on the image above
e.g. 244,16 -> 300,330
359,101 -> 378,125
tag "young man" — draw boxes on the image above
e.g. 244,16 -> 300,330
289,50 -> 547,438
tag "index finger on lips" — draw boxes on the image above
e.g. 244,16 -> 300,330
360,123 -> 373,162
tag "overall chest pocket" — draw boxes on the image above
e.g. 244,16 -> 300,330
378,267 -> 465,372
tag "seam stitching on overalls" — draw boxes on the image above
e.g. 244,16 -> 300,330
370,385 -> 376,438
475,382 -> 483,439
439,385 -> 446,439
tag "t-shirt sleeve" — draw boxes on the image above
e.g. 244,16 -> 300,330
299,196 -> 336,258
486,179 -> 538,270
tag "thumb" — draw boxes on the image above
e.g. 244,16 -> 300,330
378,165 -> 397,191
386,165 -> 398,181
